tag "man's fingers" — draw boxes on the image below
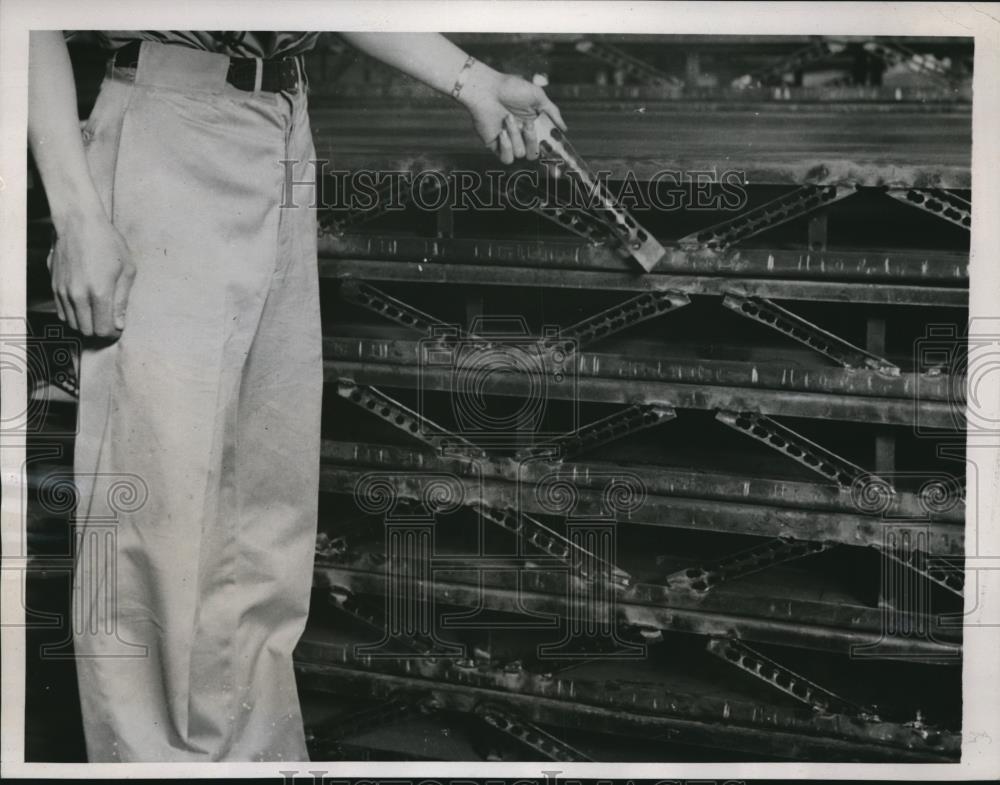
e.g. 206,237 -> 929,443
90,290 -> 115,338
541,97 -> 567,132
68,294 -> 91,336
113,266 -> 136,332
497,128 -> 514,165
503,115 -> 526,159
52,285 -> 67,323
523,120 -> 539,160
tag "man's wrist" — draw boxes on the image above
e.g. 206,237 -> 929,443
456,60 -> 501,109
47,181 -> 107,233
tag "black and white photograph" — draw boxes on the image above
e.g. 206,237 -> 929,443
2,1 -> 999,779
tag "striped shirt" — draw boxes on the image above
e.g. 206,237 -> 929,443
82,31 -> 321,59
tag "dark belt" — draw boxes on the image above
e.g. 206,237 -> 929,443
112,40 -> 305,94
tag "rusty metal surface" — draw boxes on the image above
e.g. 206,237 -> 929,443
320,258 -> 968,306
325,358 -> 960,428
318,463 -> 964,554
312,558 -> 961,660
321,440 -> 964,524
323,334 -> 958,400
294,638 -> 960,760
319,234 -> 970,283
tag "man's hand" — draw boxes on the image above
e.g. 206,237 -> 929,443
337,34 -> 567,164
49,210 -> 136,338
459,65 -> 568,164
29,32 -> 135,339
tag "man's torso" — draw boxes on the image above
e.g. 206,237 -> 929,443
87,31 -> 321,59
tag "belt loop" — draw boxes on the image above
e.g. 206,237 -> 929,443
253,56 -> 263,93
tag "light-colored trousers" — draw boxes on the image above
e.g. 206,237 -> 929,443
70,41 -> 322,762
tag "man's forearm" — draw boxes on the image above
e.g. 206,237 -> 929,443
28,31 -> 105,229
339,32 -> 500,105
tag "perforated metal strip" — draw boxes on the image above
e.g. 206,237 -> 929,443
678,185 -> 854,251
722,294 -> 900,374
475,503 -> 632,590
886,188 -> 971,231
707,637 -> 876,718
863,41 -> 956,84
517,403 -> 676,462
542,291 -> 691,357
337,380 -> 486,458
476,703 -> 593,761
666,536 -> 836,593
574,39 -> 682,88
503,176 -> 618,248
534,113 -> 666,272
877,546 -> 965,598
731,39 -> 843,88
716,409 -> 871,488
340,280 -> 458,337
319,173 -> 445,236
327,585 -> 441,655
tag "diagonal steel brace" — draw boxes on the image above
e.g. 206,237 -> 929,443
340,280 -> 465,338
863,40 -> 957,85
475,503 -> 632,591
877,546 -> 964,598
716,409 -> 873,488
337,380 -> 486,458
678,185 -> 855,252
320,172 -> 445,236
707,637 -> 878,718
516,402 -> 676,462
722,293 -> 900,374
731,38 -> 845,88
475,702 -> 593,761
504,175 -> 618,248
665,536 -> 837,594
573,39 -> 682,88
886,188 -> 971,231
542,291 -> 691,357
327,584 -> 443,655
